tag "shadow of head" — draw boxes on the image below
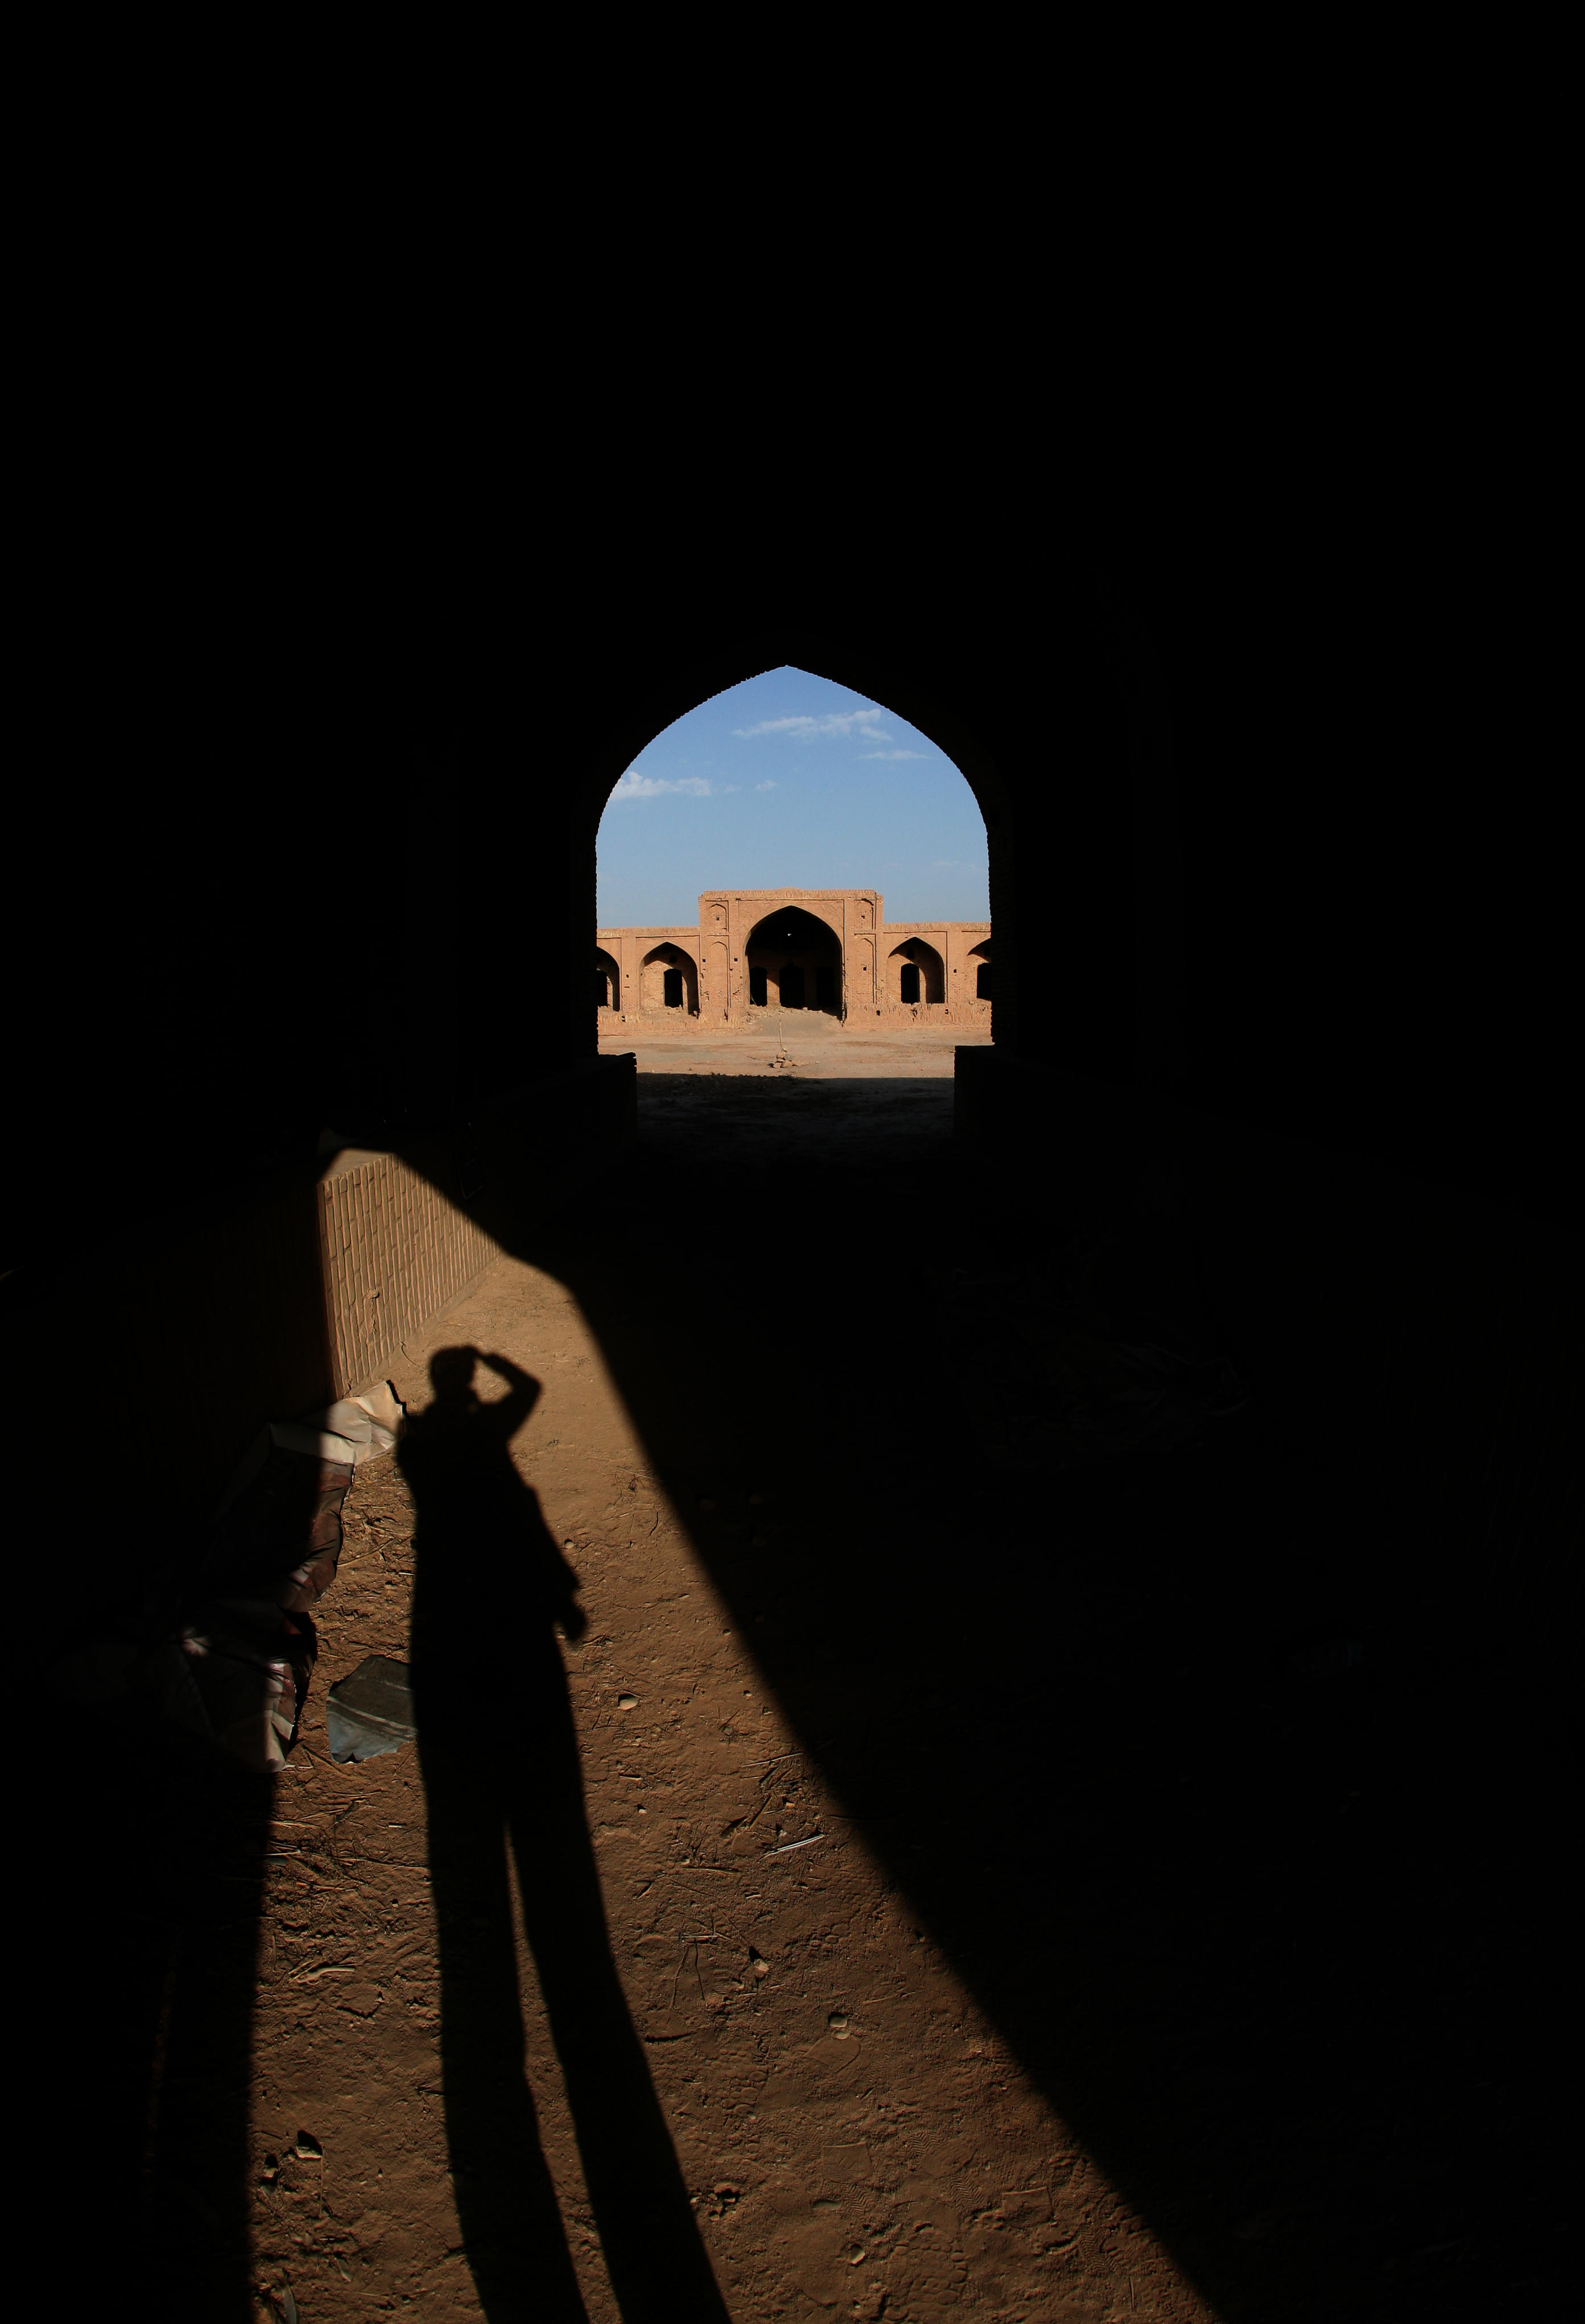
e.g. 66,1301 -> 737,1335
430,1343 -> 484,1404
403,1346 -> 583,1643
425,1345 -> 545,1429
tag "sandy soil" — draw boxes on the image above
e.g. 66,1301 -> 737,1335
598,1018 -> 986,1078
247,1261 -> 1197,2322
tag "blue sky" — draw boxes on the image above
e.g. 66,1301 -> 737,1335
596,667 -> 989,928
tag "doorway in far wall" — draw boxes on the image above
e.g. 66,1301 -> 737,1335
743,905 -> 842,1018
640,944 -> 697,1014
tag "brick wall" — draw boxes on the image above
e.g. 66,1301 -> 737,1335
317,1147 -> 500,1399
9,1059 -> 637,1627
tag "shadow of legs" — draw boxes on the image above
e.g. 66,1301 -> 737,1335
425,1708 -> 728,2324
425,1742 -> 589,2324
507,1737 -> 730,2324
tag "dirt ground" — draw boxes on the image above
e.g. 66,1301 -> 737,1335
62,1024 -> 1568,2322
596,1019 -> 985,1079
245,1024 -> 1204,2322
237,1028 -> 1208,2322
249,1264 -> 1197,2322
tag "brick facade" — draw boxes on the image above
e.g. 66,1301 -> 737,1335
597,889 -> 992,1029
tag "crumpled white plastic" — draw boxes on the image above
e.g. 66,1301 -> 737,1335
213,1382 -> 406,1517
265,1381 -> 406,1467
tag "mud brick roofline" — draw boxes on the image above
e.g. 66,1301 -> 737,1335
596,891 -> 992,1022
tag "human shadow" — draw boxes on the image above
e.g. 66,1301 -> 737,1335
400,1346 -> 728,2324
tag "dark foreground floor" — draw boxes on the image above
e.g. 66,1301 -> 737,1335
35,1069 -> 1575,2321
559,1074 -> 1574,2322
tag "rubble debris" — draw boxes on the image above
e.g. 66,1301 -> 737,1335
326,1656 -> 417,1764
45,1384 -> 405,1773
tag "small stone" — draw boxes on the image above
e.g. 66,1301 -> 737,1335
828,2011 -> 850,2037
617,1694 -> 639,1712
848,2246 -> 866,2264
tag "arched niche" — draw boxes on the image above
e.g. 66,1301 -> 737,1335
888,937 -> 945,1007
744,905 -> 842,1015
595,947 -> 621,1012
639,942 -> 698,1014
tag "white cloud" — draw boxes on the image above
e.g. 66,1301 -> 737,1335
859,749 -> 923,761
733,706 -> 889,743
609,771 -> 713,801
756,779 -> 777,791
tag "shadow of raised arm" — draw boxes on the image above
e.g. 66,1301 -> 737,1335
476,1349 -> 540,1441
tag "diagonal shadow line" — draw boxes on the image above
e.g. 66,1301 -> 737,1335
436,1066 -> 1569,2324
34,1061 -> 1567,2321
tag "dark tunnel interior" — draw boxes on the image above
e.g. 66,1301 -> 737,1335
9,475 -> 1577,2322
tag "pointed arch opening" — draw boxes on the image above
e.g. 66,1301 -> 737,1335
744,905 -> 843,1016
590,659 -> 1004,1043
640,942 -> 698,1014
889,937 -> 946,1009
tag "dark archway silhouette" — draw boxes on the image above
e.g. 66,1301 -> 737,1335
573,652 -> 1018,1053
27,528 -> 1574,2324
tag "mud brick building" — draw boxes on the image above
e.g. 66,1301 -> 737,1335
595,889 -> 993,1028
